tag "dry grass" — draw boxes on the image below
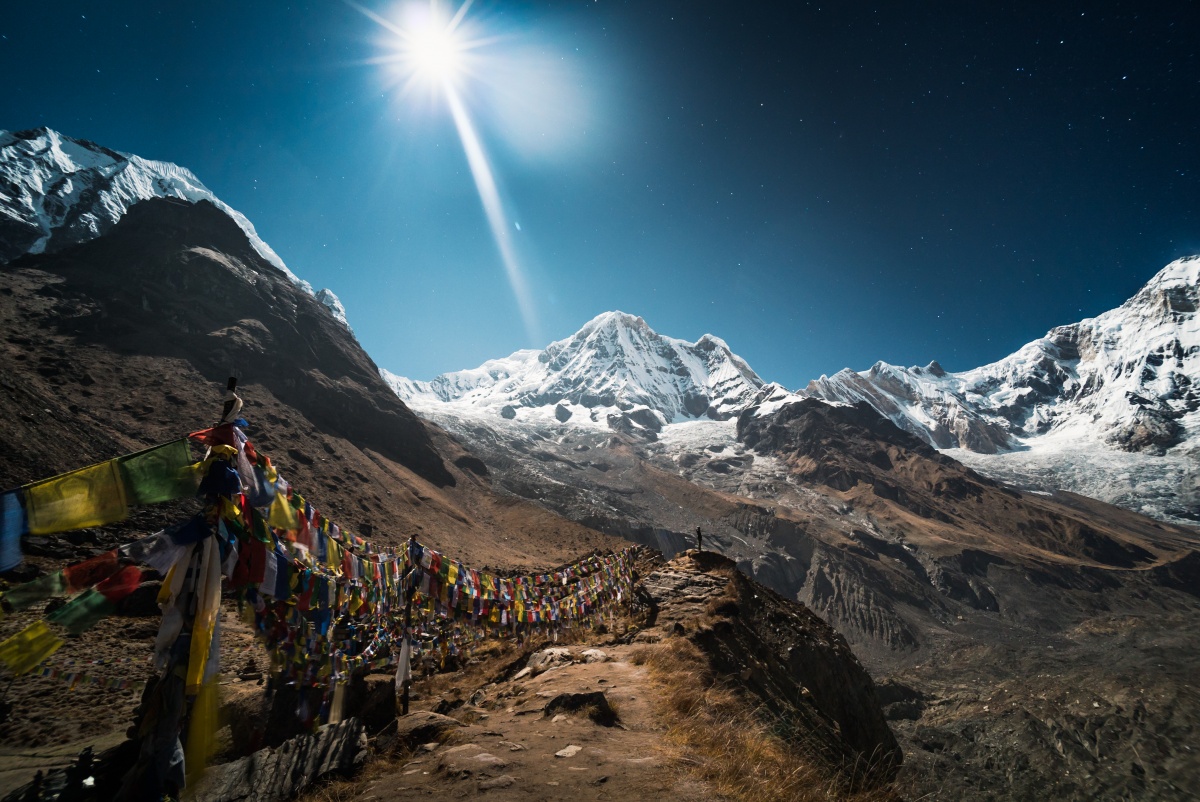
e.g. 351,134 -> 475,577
295,748 -> 414,802
630,639 -> 898,802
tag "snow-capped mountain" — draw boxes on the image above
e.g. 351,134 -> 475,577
385,262 -> 1199,523
800,257 -> 1200,458
384,311 -> 764,432
0,127 -> 349,327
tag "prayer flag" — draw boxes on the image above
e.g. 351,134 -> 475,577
0,492 -> 25,572
63,550 -> 121,595
0,620 -> 63,675
395,639 -> 411,685
4,571 -> 67,611
268,489 -> 299,531
47,588 -> 111,634
117,440 -> 197,505
26,460 -> 127,535
120,529 -> 187,575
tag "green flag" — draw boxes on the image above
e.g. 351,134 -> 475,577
118,439 -> 197,506
4,571 -> 68,611
46,589 -> 113,635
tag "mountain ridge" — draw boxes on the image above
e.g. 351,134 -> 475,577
0,127 -> 350,327
385,310 -> 765,428
386,258 -> 1200,523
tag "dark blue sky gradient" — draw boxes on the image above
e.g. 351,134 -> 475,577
2,2 -> 1198,386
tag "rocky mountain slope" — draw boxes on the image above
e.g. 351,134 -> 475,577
0,133 -> 906,801
0,195 -> 620,565
358,551 -> 899,802
0,127 -> 348,326
0,196 -> 638,797
385,301 -> 1200,799
401,382 -> 1200,798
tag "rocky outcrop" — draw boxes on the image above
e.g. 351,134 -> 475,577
192,718 -> 366,802
641,552 -> 901,785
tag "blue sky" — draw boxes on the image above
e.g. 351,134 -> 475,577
3,2 -> 1198,386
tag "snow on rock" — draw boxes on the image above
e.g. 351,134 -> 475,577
801,257 -> 1200,460
0,127 -> 350,328
385,311 -> 765,425
385,264 -> 1199,525
795,257 -> 1200,523
315,288 -> 350,328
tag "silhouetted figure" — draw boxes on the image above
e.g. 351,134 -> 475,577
695,526 -> 702,551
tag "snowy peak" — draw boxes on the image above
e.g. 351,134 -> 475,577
0,127 -> 349,328
1124,256 -> 1199,319
386,311 -> 765,425
801,256 -> 1200,456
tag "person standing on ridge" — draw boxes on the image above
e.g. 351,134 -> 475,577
695,526 -> 702,551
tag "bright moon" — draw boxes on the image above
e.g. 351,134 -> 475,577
409,23 -> 462,81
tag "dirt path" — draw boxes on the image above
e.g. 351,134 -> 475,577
364,641 -> 725,802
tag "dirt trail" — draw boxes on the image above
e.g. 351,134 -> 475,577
367,643 -> 722,801
364,554 -> 742,801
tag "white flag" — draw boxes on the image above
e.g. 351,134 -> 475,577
395,639 -> 412,687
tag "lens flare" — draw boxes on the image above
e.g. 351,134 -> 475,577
354,0 -> 541,343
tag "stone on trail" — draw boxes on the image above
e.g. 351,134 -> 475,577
473,752 -> 509,767
544,691 -> 621,727
479,774 -> 517,790
581,648 -> 610,663
555,744 -> 583,758
527,647 -> 573,675
395,711 -> 463,751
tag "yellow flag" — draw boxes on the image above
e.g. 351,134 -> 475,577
185,678 -> 219,787
268,491 -> 299,531
26,461 -> 128,535
0,621 -> 64,675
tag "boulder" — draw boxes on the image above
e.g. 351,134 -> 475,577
527,647 -> 573,675
543,691 -> 620,727
395,711 -> 464,751
345,673 -> 396,735
192,718 -> 366,802
580,648 -> 610,663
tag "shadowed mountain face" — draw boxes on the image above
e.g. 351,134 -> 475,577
8,197 -> 453,488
